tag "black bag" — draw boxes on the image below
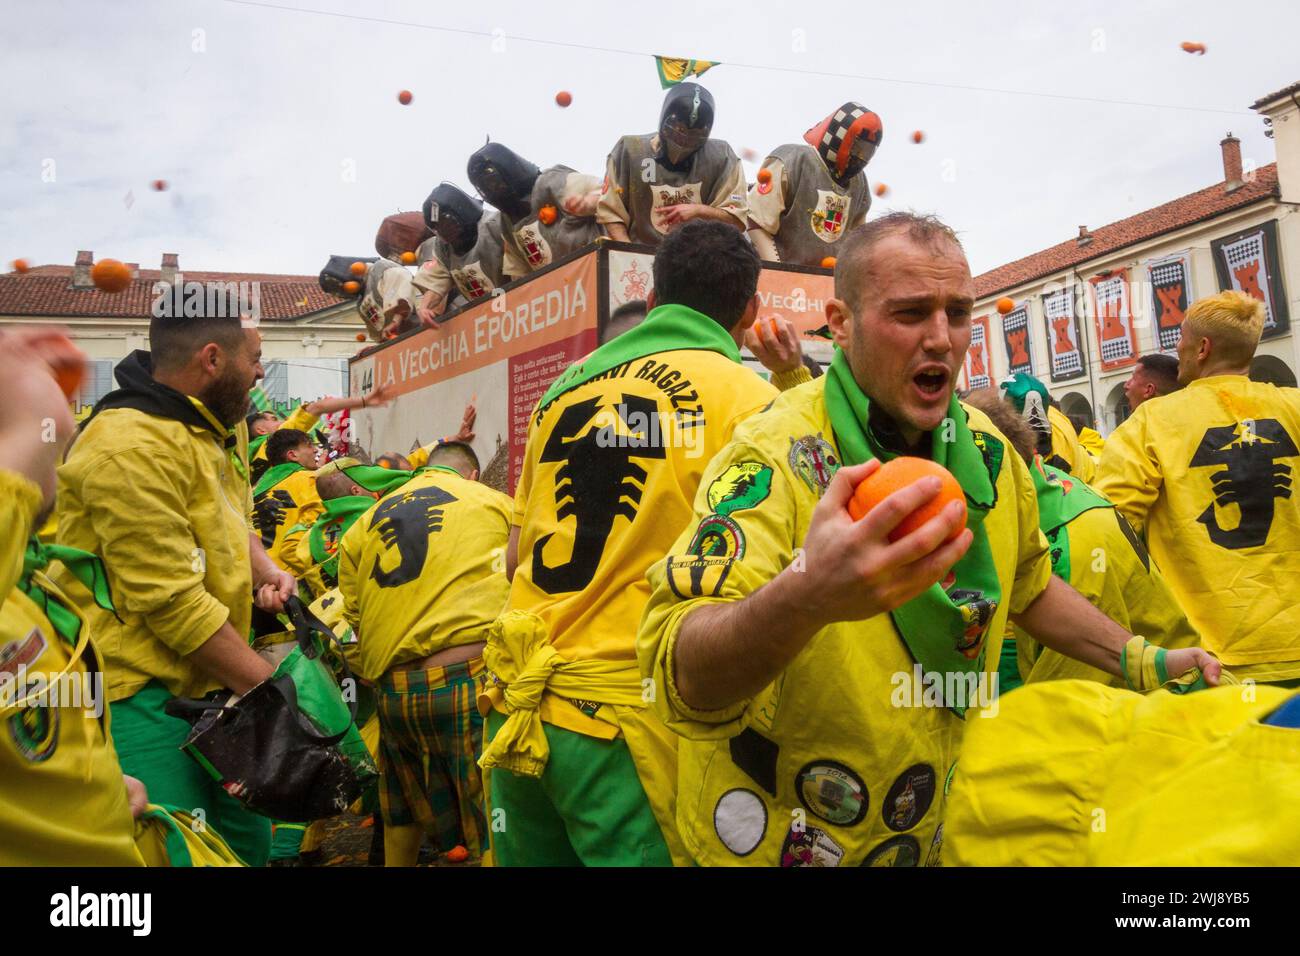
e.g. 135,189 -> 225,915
318,255 -> 376,296
164,598 -> 368,823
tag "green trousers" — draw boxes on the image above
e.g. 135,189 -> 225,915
484,709 -> 672,867
110,681 -> 272,867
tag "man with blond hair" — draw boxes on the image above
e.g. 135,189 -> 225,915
1096,290 -> 1300,683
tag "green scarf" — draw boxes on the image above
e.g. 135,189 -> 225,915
20,539 -> 116,646
249,433 -> 269,458
1031,459 -> 1111,581
253,461 -> 304,498
539,303 -> 741,410
307,495 -> 378,582
823,349 -> 1003,712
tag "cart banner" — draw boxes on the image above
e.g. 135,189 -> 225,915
1042,286 -> 1086,382
1000,301 -> 1033,376
963,314 -> 992,390
1145,251 -> 1193,354
1089,269 -> 1137,371
349,251 -> 600,493
1212,219 -> 1290,339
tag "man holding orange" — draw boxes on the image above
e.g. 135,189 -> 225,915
638,212 -> 1219,867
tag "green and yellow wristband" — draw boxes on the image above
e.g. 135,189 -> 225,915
1120,635 -> 1218,695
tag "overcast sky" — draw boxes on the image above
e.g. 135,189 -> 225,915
1,0 -> 1295,280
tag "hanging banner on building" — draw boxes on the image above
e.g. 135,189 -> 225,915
1212,219 -> 1290,339
1042,286 -> 1085,382
1145,251 -> 1193,353
1000,301 -> 1033,376
1089,269 -> 1137,371
964,314 -> 992,390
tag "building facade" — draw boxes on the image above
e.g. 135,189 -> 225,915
964,81 -> 1300,434
0,252 -> 369,416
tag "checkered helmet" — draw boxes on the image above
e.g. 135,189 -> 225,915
803,102 -> 883,180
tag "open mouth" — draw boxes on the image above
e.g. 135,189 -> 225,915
913,368 -> 950,398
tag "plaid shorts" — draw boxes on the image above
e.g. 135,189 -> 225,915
376,657 -> 487,855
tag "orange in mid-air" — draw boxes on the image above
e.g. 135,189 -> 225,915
911,130 -> 925,144
848,456 -> 966,543
342,280 -> 361,294
152,179 -> 168,191
756,168 -> 772,185
537,204 -> 558,225
91,258 -> 132,293
996,296 -> 1016,315
555,90 -> 572,107
398,90 -> 413,104
11,258 -> 30,273
400,251 -> 416,264
820,256 -> 837,269
1180,41 -> 1206,55
874,182 -> 889,197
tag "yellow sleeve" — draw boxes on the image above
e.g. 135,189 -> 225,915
1006,450 -> 1053,615
1092,414 -> 1161,536
279,521 -> 313,578
745,156 -> 788,234
1,470 -> 42,595
638,439 -> 796,740
283,405 -> 319,434
337,518 -> 365,638
707,152 -> 749,228
770,365 -> 812,391
595,142 -> 632,227
81,452 -> 229,655
511,416 -> 539,526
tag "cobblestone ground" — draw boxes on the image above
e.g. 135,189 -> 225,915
294,811 -> 481,868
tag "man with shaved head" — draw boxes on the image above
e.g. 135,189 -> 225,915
638,212 -> 1219,867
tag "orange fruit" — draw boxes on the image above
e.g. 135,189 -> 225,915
756,168 -> 772,185
152,179 -> 168,191
445,845 -> 470,863
1180,41 -> 1205,54
820,256 -> 837,269
38,333 -> 87,399
996,296 -> 1015,315
848,456 -> 966,543
555,90 -> 572,107
911,130 -> 924,144
342,280 -> 361,294
355,332 -> 366,342
398,89 -> 413,105
400,251 -> 416,265
91,258 -> 132,293
874,182 -> 889,198
11,258 -> 30,274
538,204 -> 558,226
350,261 -> 366,276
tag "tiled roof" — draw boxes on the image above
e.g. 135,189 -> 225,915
1252,81 -> 1300,109
0,265 -> 348,320
974,164 -> 1279,298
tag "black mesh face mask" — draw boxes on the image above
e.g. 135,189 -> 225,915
467,143 -> 539,220
658,83 -> 714,165
423,184 -> 483,255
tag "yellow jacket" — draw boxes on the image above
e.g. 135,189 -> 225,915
1095,375 -> 1300,677
1076,426 -> 1106,459
252,465 -> 323,574
1,471 -> 143,866
57,389 -> 253,702
339,469 -> 511,682
637,380 -> 1053,866
945,679 -> 1300,865
1048,404 -> 1095,483
1017,480 -> 1201,686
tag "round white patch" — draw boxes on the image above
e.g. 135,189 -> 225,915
714,788 -> 767,856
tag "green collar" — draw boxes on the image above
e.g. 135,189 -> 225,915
253,461 -> 305,498
21,538 -> 116,646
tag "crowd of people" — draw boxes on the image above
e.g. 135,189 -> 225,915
5,84 -> 1300,867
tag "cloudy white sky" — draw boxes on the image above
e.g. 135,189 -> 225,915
1,0 -> 1295,279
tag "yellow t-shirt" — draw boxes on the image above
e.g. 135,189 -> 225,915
1094,375 -> 1300,675
56,399 -> 254,702
1,471 -> 143,866
1017,496 -> 1201,686
252,466 -> 324,573
339,470 -> 511,682
508,347 -> 778,736
637,379 -> 1053,866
